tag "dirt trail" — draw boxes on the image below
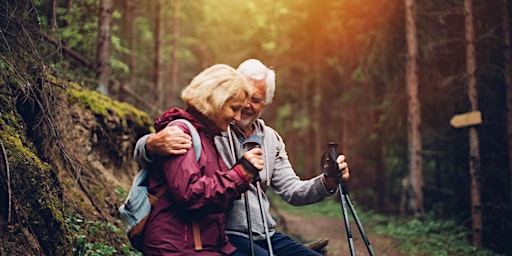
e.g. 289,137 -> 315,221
278,211 -> 405,256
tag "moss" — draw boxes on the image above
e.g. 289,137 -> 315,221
1,68 -> 154,254
91,186 -> 106,203
0,98 -> 73,255
65,82 -> 153,132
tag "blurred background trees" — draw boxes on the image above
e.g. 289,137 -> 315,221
2,0 -> 511,254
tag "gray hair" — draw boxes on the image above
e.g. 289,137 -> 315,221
236,59 -> 276,106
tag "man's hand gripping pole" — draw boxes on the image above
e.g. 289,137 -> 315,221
321,142 -> 348,194
320,142 -> 375,256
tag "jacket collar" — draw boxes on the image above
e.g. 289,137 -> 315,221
154,107 -> 222,138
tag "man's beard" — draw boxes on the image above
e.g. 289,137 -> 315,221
238,107 -> 265,128
237,117 -> 254,128
237,112 -> 261,128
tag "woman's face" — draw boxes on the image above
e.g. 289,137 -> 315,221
213,93 -> 247,131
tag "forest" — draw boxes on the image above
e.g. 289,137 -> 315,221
0,0 -> 511,255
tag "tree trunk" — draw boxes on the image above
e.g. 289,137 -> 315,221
154,0 -> 165,109
305,82 -> 314,175
305,103 -> 314,175
125,0 -> 136,89
286,103 -> 298,169
116,0 -> 136,102
96,0 -> 114,96
502,0 -> 512,208
66,0 -> 73,10
314,41 -> 323,178
48,0 -> 57,29
464,0 -> 482,246
405,0 -> 424,215
170,0 -> 181,107
372,108 -> 386,212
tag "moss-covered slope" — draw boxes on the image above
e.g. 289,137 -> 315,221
0,69 -> 153,255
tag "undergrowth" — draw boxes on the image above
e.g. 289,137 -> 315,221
66,214 -> 141,256
269,192 -> 503,256
61,190 -> 504,256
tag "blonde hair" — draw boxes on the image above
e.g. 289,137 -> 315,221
181,64 -> 252,119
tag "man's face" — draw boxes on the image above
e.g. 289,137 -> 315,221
238,80 -> 267,128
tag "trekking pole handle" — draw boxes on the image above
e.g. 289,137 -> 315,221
321,142 -> 340,178
241,135 -> 263,185
321,142 -> 348,192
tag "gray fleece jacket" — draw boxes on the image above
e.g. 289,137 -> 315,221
134,119 -> 335,241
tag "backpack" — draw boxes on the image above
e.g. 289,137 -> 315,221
119,119 -> 201,252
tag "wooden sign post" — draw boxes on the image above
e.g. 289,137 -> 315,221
449,110 -> 482,128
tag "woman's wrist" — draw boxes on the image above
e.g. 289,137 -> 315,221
232,165 -> 250,186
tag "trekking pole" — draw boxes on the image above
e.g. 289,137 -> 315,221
322,142 -> 376,256
244,192 -> 255,256
243,135 -> 274,256
254,176 -> 274,256
231,127 -> 255,256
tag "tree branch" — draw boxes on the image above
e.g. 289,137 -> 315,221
38,30 -> 94,70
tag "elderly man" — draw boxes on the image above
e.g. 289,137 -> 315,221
134,59 -> 350,256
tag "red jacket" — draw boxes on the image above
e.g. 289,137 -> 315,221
143,107 -> 250,255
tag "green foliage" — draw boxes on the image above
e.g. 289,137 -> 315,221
111,35 -> 130,76
270,191 -> 374,220
66,215 -> 141,256
56,0 -> 99,57
373,213 -> 503,256
271,194 -> 502,256
115,186 -> 128,203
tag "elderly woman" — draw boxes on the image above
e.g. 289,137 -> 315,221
143,64 -> 263,255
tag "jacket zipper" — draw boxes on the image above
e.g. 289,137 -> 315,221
184,223 -> 188,246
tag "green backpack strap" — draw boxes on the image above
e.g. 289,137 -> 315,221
168,119 -> 201,161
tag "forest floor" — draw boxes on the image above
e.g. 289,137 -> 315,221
277,211 -> 406,256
